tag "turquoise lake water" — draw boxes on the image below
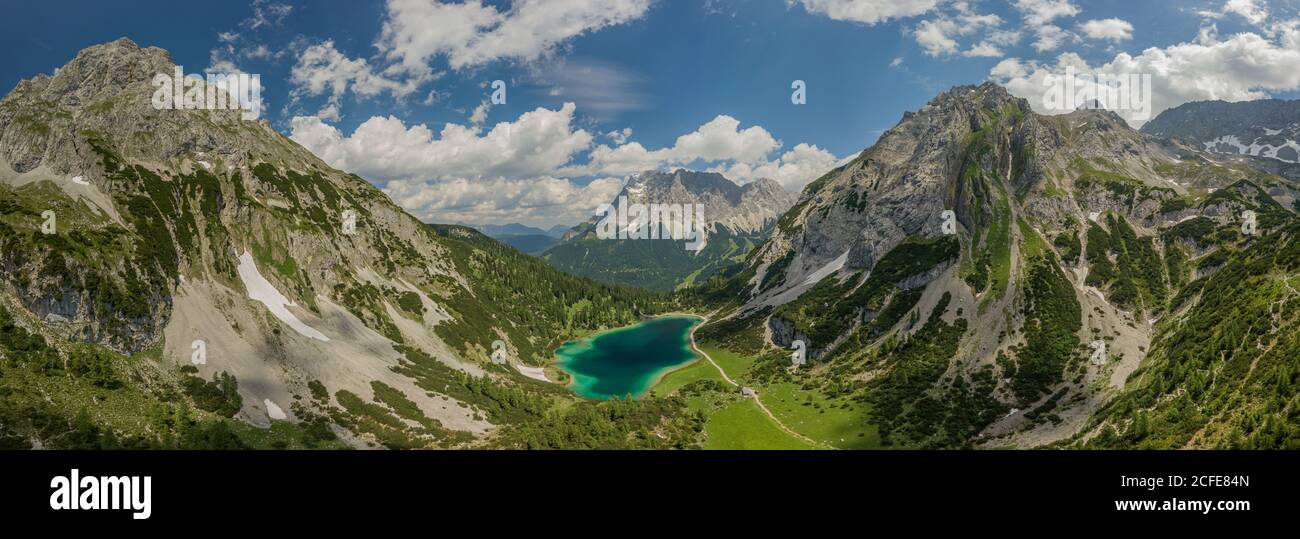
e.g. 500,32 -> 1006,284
554,315 -> 702,399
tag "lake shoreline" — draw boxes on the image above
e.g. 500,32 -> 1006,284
640,313 -> 709,394
554,313 -> 706,399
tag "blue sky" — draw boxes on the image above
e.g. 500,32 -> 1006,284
3,0 -> 1299,227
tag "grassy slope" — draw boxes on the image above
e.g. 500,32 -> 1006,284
704,398 -> 815,450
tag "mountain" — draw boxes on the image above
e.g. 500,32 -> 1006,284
469,222 -> 567,238
0,39 -> 696,449
1142,99 -> 1300,165
463,223 -> 563,255
686,82 -> 1300,448
542,169 -> 796,291
491,234 -> 559,255
6,40 -> 1298,451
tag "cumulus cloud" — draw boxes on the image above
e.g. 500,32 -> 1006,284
278,1 -> 651,122
794,0 -> 1015,59
914,19 -> 961,56
788,0 -> 939,25
1078,18 -> 1134,42
289,101 -> 842,224
910,2 -> 1008,58
290,102 -> 593,182
290,102 -> 609,227
290,40 -> 425,121
710,143 -> 850,192
1216,0 -> 1268,26
376,0 -> 653,75
570,115 -> 782,177
989,23 -> 1300,127
963,42 -> 1005,57
384,176 -> 624,227
566,115 -> 844,192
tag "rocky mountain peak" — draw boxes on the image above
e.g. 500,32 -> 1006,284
1,37 -> 312,179
19,38 -> 173,107
613,168 -> 794,235
743,177 -> 785,196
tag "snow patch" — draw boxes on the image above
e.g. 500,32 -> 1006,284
802,249 -> 850,286
1203,134 -> 1300,163
515,365 -> 549,382
236,251 -> 330,342
264,399 -> 287,420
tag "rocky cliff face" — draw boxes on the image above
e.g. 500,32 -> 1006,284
616,170 -> 795,235
696,82 -> 1300,448
565,169 -> 795,239
748,83 -> 1181,304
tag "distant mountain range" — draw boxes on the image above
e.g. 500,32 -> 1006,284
462,222 -> 570,255
467,222 -> 570,239
1141,98 -> 1300,164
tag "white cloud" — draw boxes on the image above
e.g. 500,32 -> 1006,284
990,24 -> 1300,127
290,102 -> 593,182
571,115 -> 843,191
289,103 -> 840,224
572,115 -> 782,177
244,44 -> 275,60
1014,0 -> 1079,26
986,29 -> 1024,46
672,116 -> 783,164
290,41 -> 424,121
911,3 -> 1006,57
1079,18 -> 1134,42
290,102 -> 606,227
890,57 -> 904,67
469,101 -> 490,125
1032,24 -> 1072,51
376,0 -> 653,74
242,0 -> 293,30
605,127 -> 633,144
990,58 -> 1029,80
1223,0 -> 1270,26
1012,0 -> 1080,51
914,19 -> 961,56
789,0 -> 939,25
964,42 -> 1005,57
384,175 -> 624,227
711,143 -> 848,192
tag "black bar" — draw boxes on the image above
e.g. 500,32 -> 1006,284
2,450 -> 1289,527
